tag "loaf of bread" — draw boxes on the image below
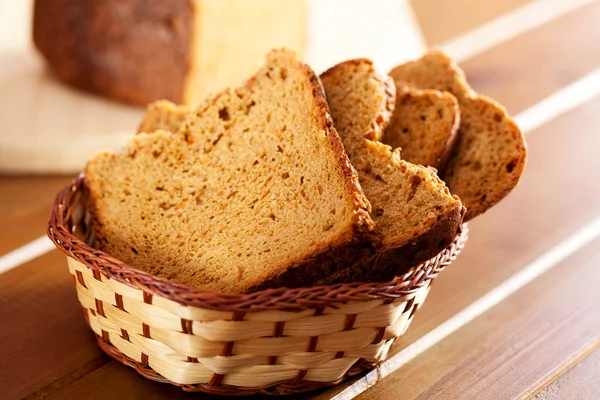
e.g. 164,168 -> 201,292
319,59 -> 465,280
85,50 -> 376,293
33,0 -> 306,106
389,51 -> 527,221
383,83 -> 460,173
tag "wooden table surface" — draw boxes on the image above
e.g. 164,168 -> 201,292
2,1 -> 600,399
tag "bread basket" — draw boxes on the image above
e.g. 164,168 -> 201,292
47,176 -> 467,396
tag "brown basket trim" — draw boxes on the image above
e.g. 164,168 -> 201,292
48,176 -> 467,312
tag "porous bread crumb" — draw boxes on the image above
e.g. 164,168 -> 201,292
320,59 -> 464,279
85,49 -> 375,293
389,51 -> 527,221
383,83 -> 460,173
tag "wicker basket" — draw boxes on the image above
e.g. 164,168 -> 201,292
47,176 -> 467,396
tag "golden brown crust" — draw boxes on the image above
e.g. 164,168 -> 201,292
300,59 -> 375,229
389,51 -> 527,221
33,0 -> 193,105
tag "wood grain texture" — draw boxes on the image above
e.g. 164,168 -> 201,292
411,0 -> 530,45
355,236 -> 600,400
0,175 -> 74,255
533,346 -> 600,400
0,250 -> 108,400
461,0 -> 600,113
44,362 -> 194,400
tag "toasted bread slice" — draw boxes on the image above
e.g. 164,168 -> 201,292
383,83 -> 460,173
320,59 -> 465,280
389,51 -> 527,221
137,100 -> 190,134
85,49 -> 375,293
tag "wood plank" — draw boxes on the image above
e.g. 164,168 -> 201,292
533,346 -> 600,399
0,250 -> 108,400
411,0 -> 530,46
461,0 -> 600,114
355,235 -> 600,400
44,362 -> 197,400
26,98 -> 600,399
0,175 -> 74,255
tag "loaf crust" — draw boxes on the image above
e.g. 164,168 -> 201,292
33,0 -> 194,105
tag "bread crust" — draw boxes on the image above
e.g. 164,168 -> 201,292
33,0 -> 193,105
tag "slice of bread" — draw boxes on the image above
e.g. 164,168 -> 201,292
383,83 -> 460,173
319,59 -> 465,280
137,100 -> 191,134
389,51 -> 527,221
85,49 -> 376,294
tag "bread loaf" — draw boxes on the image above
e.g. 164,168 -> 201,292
319,59 -> 465,280
389,51 -> 527,221
85,50 -> 375,293
383,83 -> 460,173
33,0 -> 306,106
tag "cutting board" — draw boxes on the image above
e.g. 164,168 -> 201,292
0,0 -> 425,174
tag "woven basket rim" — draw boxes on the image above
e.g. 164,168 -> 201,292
47,176 -> 467,312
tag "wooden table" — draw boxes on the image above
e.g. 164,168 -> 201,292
2,1 -> 600,399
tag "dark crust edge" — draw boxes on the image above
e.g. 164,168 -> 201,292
321,201 -> 466,284
300,59 -> 375,231
32,0 -> 194,106
370,201 -> 466,280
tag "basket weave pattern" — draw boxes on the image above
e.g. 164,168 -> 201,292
48,177 -> 467,395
